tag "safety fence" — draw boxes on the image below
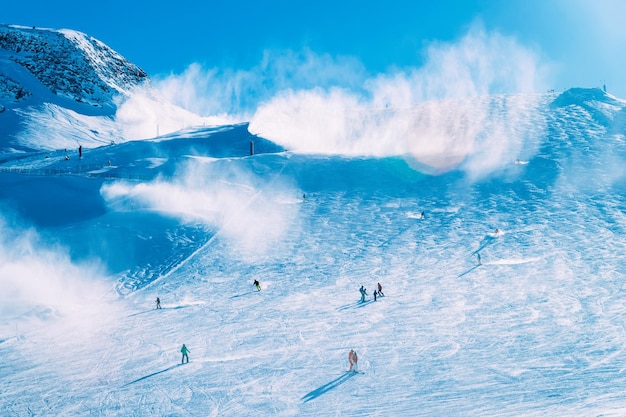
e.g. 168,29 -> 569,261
0,165 -> 152,181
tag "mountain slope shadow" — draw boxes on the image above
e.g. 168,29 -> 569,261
301,371 -> 357,403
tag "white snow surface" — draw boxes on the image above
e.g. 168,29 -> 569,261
2,87 -> 626,416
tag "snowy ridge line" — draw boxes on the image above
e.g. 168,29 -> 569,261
130,157 -> 291,296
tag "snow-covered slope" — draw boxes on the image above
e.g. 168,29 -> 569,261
2,86 -> 626,416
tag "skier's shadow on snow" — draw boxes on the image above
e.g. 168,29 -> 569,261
458,265 -> 481,278
230,291 -> 259,299
301,371 -> 357,403
127,306 -> 190,317
471,235 -> 497,256
122,364 -> 182,387
337,300 -> 374,311
378,225 -> 413,247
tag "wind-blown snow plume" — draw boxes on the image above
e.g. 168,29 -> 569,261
153,24 -> 550,178
152,49 -> 367,120
100,158 -> 299,259
114,85 -> 235,140
0,214 -> 111,330
249,25 -> 550,177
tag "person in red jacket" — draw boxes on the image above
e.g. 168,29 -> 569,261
348,349 -> 358,372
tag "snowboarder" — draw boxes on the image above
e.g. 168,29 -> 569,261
181,344 -> 190,364
253,279 -> 261,291
156,297 -> 161,309
377,282 -> 384,297
359,285 -> 367,303
348,349 -> 358,372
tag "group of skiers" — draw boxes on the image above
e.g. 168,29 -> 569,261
359,282 -> 385,303
155,278 -> 383,369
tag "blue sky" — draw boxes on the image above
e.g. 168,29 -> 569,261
4,0 -> 626,99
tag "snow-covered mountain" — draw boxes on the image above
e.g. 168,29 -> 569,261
0,24 -> 212,154
3,24 -> 626,417
0,24 -> 147,109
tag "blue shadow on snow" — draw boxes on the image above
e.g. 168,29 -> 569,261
127,305 -> 190,317
471,235 -> 497,256
230,291 -> 259,299
301,371 -> 357,403
458,265 -> 481,278
122,364 -> 182,387
337,300 -> 374,311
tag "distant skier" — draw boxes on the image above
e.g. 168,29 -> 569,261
373,290 -> 378,301
359,286 -> 367,303
156,297 -> 161,309
477,253 -> 482,265
420,211 -> 425,219
253,279 -> 261,291
377,282 -> 384,297
78,145 -> 82,158
181,344 -> 190,364
348,349 -> 358,372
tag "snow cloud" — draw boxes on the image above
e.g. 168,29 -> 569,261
0,213 -> 112,337
151,49 -> 367,121
100,158 -> 299,260
115,85 -> 238,140
154,24 -> 550,178
249,24 -> 549,178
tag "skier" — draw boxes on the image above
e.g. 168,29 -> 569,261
156,297 -> 161,309
373,290 -> 378,301
420,211 -> 425,219
181,344 -> 190,364
359,286 -> 367,303
377,282 -> 384,297
477,253 -> 482,265
253,279 -> 261,291
78,145 -> 82,158
348,349 -> 358,372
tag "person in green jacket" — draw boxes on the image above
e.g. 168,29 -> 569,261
181,344 -> 190,364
